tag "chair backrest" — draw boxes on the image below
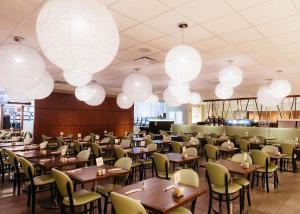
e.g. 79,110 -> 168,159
172,169 -> 199,187
234,135 -> 242,142
40,141 -> 48,149
115,147 -> 128,159
57,137 -> 65,147
76,148 -> 91,161
144,135 -> 152,140
83,135 -> 91,142
231,153 -> 253,164
24,137 -> 33,145
107,134 -> 115,145
257,136 -> 266,144
206,162 -> 230,187
111,192 -> 147,214
239,140 -> 250,153
7,150 -> 19,168
171,141 -> 181,153
52,168 -> 73,197
19,157 -> 35,180
91,143 -> 102,158
206,137 -> 216,145
57,145 -> 68,152
184,147 -> 197,156
205,144 -> 219,161
74,141 -> 83,153
120,139 -> 131,147
145,138 -> 153,146
251,150 -> 269,167
163,135 -> 171,142
100,137 -> 110,144
221,141 -> 234,148
281,143 -> 295,156
153,152 -> 170,173
182,135 -> 190,142
189,137 -> 200,145
261,145 -> 279,153
146,143 -> 157,151
41,135 -> 48,141
114,157 -> 132,183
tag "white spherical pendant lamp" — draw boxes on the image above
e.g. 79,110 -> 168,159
163,88 -> 182,107
116,93 -> 133,109
85,84 -> 106,106
26,72 -> 54,99
0,43 -> 45,91
270,79 -> 291,98
36,0 -> 119,74
219,63 -> 243,88
257,85 -> 282,107
122,72 -> 152,102
215,83 -> 233,99
6,89 -> 32,103
75,85 -> 92,101
168,80 -> 190,97
190,92 -> 201,105
63,70 -> 92,86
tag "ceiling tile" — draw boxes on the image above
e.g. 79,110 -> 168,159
193,37 -> 227,51
126,44 -> 161,56
158,0 -> 194,8
0,13 -> 20,32
119,35 -> 140,50
170,25 -> 213,43
121,24 -> 163,42
144,10 -> 195,34
238,39 -> 274,52
0,0 -> 38,21
99,0 -> 119,6
225,0 -> 271,10
269,30 -> 300,46
201,14 -> 250,35
176,0 -> 234,23
221,28 -> 262,44
147,36 -> 179,51
111,11 -> 138,31
240,0 -> 297,25
110,0 -> 169,22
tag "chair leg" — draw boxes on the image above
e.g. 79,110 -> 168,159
247,186 -> 251,207
90,202 -> 93,214
27,185 -> 31,206
208,192 -> 212,214
226,193 -> 230,214
191,198 -> 196,214
13,173 -> 16,195
17,173 -> 21,196
104,196 -> 108,214
32,187 -> 35,213
266,172 -> 269,193
218,194 -> 222,213
251,173 -> 255,189
98,198 -> 102,214
84,204 -> 87,213
239,189 -> 244,214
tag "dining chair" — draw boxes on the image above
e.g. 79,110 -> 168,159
39,141 -> 48,149
76,148 -> 91,166
57,137 -> 65,147
171,141 -> 182,153
97,157 -> 132,214
183,147 -> 198,169
119,139 -> 131,147
231,153 -> 253,207
234,135 -> 242,144
139,143 -> 157,178
144,138 -> 153,146
204,144 -> 219,162
100,137 -> 110,144
82,135 -> 91,142
0,148 -> 10,183
239,140 -> 250,153
74,141 -> 83,154
7,150 -> 23,195
91,143 -> 114,164
261,145 -> 279,153
153,152 -> 174,179
281,143 -> 297,172
257,136 -> 266,145
19,157 -> 55,212
182,135 -> 190,142
111,192 -> 146,214
144,134 -> 152,140
205,162 -> 244,214
206,137 -> 217,146
250,150 -> 279,193
52,168 -> 101,214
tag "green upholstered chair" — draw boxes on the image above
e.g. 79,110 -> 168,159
204,144 -> 219,162
153,152 -> 174,179
231,153 -> 253,207
77,148 -> 91,161
206,137 -> 217,146
119,139 -> 131,147
144,138 -> 153,146
57,145 -> 69,152
91,143 -> 114,164
100,137 -> 110,144
171,141 -> 182,153
42,134 -> 51,142
97,157 -> 132,213
39,141 -> 48,149
257,136 -> 266,145
52,168 -> 101,214
138,143 -> 157,178
205,162 -> 244,214
261,145 -> 278,153
251,150 -> 278,193
82,135 -> 91,142
74,141 -> 83,154
0,148 -> 10,183
107,134 -> 115,145
144,134 -> 152,140
234,135 -> 242,144
57,137 -> 65,147
111,192 -> 147,214
182,135 -> 190,142
183,147 -> 198,169
19,157 -> 55,212
7,150 -> 22,195
281,143 -> 297,172
115,147 -> 127,160
239,140 -> 250,153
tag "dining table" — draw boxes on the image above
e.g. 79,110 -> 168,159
15,149 -> 61,159
0,142 -> 25,147
33,157 -> 88,171
215,159 -> 260,176
218,146 -> 240,157
3,145 -> 40,152
113,177 -> 207,214
266,152 -> 287,171
166,152 -> 199,169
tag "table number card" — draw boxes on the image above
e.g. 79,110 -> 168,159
182,146 -> 186,153
115,139 -> 120,144
140,141 -> 145,147
61,148 -> 67,156
96,157 -> 104,167
174,172 -> 181,185
95,135 -> 100,140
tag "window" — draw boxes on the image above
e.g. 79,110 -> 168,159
168,111 -> 183,124
192,107 -> 201,124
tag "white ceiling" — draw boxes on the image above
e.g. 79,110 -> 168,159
2,0 -> 300,99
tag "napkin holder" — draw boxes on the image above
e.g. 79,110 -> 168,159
172,187 -> 184,197
97,168 -> 106,176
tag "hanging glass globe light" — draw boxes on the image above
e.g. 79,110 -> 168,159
163,88 -> 182,107
168,80 -> 190,97
63,70 -> 92,87
270,79 -> 291,98
75,85 -> 93,101
36,0 -> 119,74
219,61 -> 243,88
6,89 -> 32,103
190,92 -> 201,105
257,85 -> 283,107
85,84 -> 106,106
0,40 -> 45,91
215,83 -> 233,99
164,23 -> 202,82
122,70 -> 152,102
178,90 -> 192,104
147,94 -> 159,103
116,93 -> 134,109
26,72 -> 54,100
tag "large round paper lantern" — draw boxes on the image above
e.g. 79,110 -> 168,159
0,44 -> 45,91
36,0 -> 119,74
26,72 -> 54,99
270,79 -> 291,98
163,89 -> 181,107
178,90 -> 192,104
190,92 -> 201,105
116,93 -> 133,109
85,84 -> 105,106
257,85 -> 282,107
168,80 -> 190,97
75,85 -> 92,101
6,89 -> 32,103
215,83 -> 233,99
122,73 -> 152,102
165,45 -> 202,82
147,94 -> 159,103
63,70 -> 92,86
219,65 -> 243,87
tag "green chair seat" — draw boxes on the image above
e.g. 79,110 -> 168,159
63,189 -> 101,206
157,170 -> 175,179
256,164 -> 278,173
140,159 -> 152,165
212,183 -> 242,194
33,175 -> 55,186
233,178 -> 250,186
167,206 -> 192,214
132,161 -> 141,168
97,184 -> 122,197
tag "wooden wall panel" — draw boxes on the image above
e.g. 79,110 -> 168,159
34,92 -> 134,142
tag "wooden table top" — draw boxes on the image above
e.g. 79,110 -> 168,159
0,139 -> 15,143
114,177 -> 207,213
33,157 -> 87,169
166,153 -> 199,164
15,149 -> 61,159
266,152 -> 287,160
126,147 -> 157,155
4,145 -> 40,152
215,159 -> 260,176
218,146 -> 240,153
0,142 -> 25,147
153,140 -> 164,144
101,145 -> 130,151
132,137 -> 144,142
66,165 -> 129,184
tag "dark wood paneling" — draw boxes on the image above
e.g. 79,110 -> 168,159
34,92 -> 133,142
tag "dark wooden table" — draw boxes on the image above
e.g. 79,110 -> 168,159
215,159 -> 260,176
166,153 -> 199,165
218,146 -> 239,157
0,139 -> 16,143
266,152 -> 287,171
114,177 -> 207,214
33,157 -> 88,170
4,145 -> 40,152
15,149 -> 61,159
0,142 -> 25,147
126,147 -> 157,156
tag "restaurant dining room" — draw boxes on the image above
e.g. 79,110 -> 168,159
1,0 -> 300,213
